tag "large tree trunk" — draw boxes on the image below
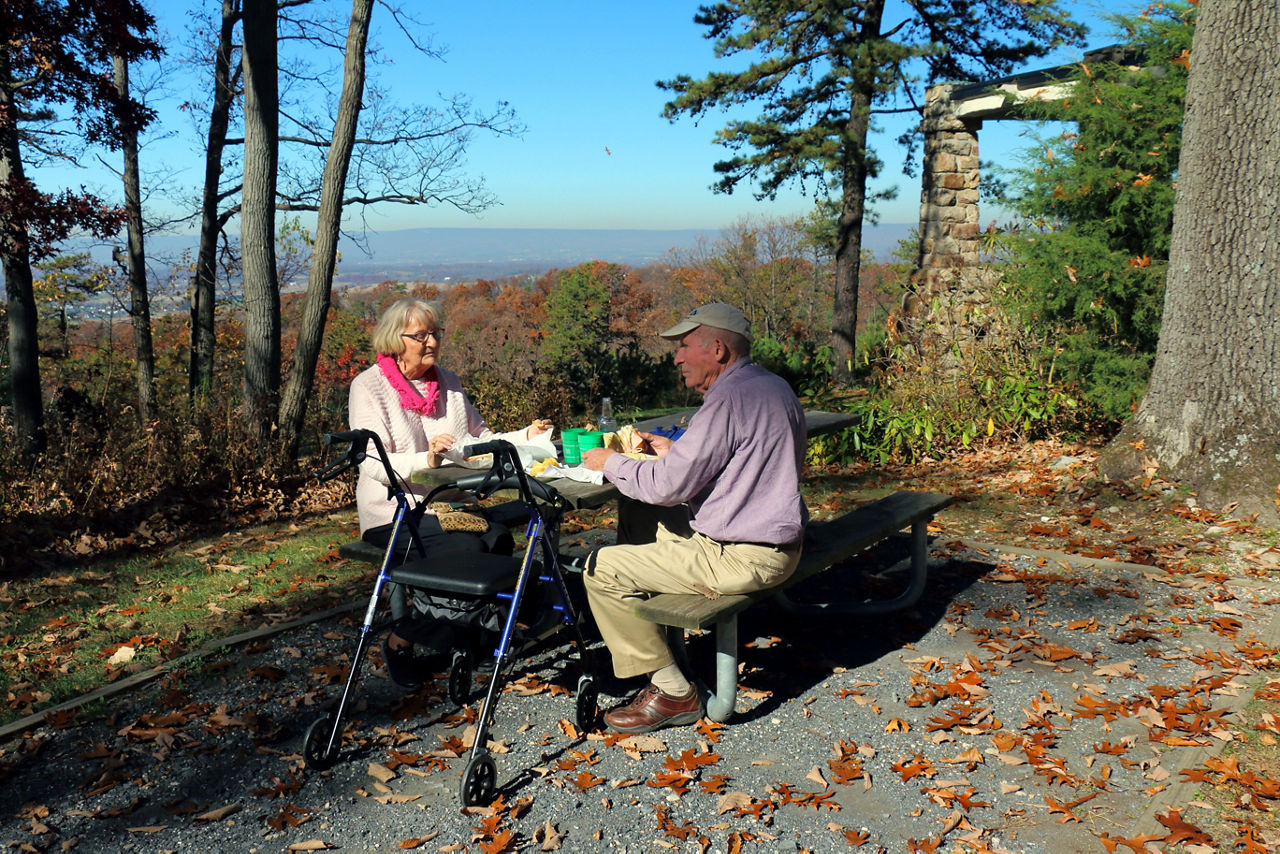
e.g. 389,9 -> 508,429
1098,0 -> 1280,525
190,0 -> 239,404
830,0 -> 883,386
0,48 -> 44,460
113,53 -> 155,423
278,0 -> 373,463
240,0 -> 281,452
832,94 -> 869,386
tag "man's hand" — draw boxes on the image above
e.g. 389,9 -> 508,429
636,431 -> 673,458
527,419 -> 554,439
581,447 -> 615,471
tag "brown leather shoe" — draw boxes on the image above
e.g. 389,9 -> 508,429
603,683 -> 702,733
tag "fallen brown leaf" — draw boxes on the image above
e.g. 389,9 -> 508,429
534,819 -> 564,851
368,763 -> 396,783
395,829 -> 438,848
717,792 -> 755,815
193,804 -> 240,824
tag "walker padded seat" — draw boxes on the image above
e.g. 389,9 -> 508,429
388,551 -> 522,598
336,500 -> 531,566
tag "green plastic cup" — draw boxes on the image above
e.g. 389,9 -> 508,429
560,428 -> 585,465
577,431 -> 605,455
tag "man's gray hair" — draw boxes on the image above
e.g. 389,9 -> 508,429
695,324 -> 751,358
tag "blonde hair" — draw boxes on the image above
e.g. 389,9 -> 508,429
371,298 -> 443,356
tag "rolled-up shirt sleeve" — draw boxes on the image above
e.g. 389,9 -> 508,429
602,398 -> 732,507
600,358 -> 807,546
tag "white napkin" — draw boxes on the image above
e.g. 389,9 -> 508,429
514,431 -> 558,469
532,463 -> 605,485
446,431 -> 558,469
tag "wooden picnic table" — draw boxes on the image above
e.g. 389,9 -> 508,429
414,408 -> 859,510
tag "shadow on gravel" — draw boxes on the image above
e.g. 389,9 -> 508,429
677,533 -> 996,724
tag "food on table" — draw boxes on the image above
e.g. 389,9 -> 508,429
529,457 -> 558,476
604,423 -> 646,453
463,452 -> 493,467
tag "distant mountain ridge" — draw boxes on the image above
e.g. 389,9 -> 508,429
326,223 -> 915,285
333,227 -> 716,285
2,223 -> 916,295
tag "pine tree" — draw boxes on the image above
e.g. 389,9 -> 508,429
1000,3 -> 1195,421
660,0 -> 1084,383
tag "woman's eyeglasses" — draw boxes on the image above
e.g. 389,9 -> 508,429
401,329 -> 444,344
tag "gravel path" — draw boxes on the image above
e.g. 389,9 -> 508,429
3,535 -> 1278,853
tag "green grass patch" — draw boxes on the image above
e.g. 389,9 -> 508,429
0,480 -> 847,729
0,509 -> 374,729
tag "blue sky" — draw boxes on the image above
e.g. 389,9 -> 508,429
33,0 -> 1123,235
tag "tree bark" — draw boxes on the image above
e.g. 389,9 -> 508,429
830,0 -> 883,386
190,0 -> 240,404
240,0 -> 281,452
832,88 -> 870,385
277,0 -> 373,463
113,53 -> 155,423
0,47 -> 44,459
1098,0 -> 1280,524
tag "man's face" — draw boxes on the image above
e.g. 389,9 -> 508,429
673,327 -> 724,394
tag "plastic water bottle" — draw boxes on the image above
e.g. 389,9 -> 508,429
598,397 -> 618,433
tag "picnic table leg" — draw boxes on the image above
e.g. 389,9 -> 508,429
388,581 -> 407,621
664,621 -> 738,723
708,617 -> 738,722
774,520 -> 933,616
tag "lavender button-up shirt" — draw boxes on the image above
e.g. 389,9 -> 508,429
602,358 -> 808,545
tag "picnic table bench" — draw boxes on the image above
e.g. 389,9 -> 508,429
635,491 -> 955,722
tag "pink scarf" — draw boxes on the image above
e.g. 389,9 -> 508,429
378,353 -> 440,416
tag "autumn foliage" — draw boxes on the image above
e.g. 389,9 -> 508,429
0,214 -> 900,567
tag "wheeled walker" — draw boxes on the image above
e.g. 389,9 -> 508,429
301,430 -> 599,805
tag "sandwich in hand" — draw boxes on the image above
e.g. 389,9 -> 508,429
604,424 -> 655,458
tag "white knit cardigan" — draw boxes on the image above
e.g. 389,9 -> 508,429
348,363 -> 527,532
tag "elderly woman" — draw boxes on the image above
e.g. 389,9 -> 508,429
349,297 -> 553,688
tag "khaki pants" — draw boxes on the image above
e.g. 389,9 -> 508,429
584,519 -> 802,679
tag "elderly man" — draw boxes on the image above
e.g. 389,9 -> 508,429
581,302 -> 807,733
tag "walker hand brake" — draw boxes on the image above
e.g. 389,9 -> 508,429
315,429 -> 395,487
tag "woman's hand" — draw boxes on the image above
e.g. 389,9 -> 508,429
527,419 -> 554,439
427,432 -> 456,466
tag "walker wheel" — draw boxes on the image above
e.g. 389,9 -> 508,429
460,753 -> 497,806
448,651 -> 474,706
575,675 -> 599,733
303,714 -> 340,771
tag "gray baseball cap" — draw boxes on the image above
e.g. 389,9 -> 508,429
659,302 -> 753,343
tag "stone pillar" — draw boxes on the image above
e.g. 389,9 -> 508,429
900,84 -> 1004,373
915,84 -> 982,278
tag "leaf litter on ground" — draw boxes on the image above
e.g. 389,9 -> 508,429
2,438 -> 1279,850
